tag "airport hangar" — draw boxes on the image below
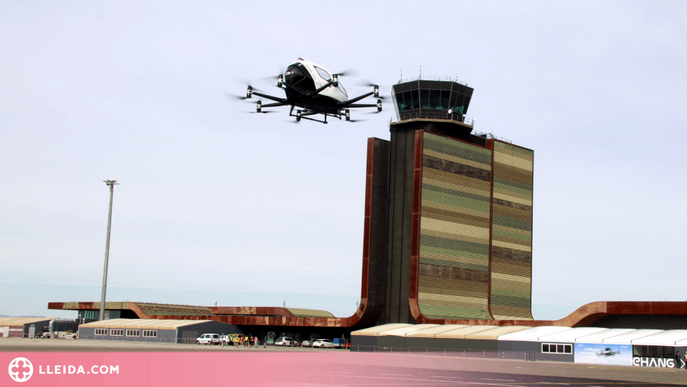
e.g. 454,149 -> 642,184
49,77 -> 687,347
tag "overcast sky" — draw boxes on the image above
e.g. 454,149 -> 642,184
1,1 -> 686,320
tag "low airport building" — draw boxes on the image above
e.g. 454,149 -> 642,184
351,323 -> 687,368
0,317 -> 52,338
77,318 -> 243,344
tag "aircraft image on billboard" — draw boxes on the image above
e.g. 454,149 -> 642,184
596,347 -> 621,357
234,58 -> 383,124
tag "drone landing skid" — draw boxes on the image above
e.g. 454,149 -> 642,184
290,109 -> 345,124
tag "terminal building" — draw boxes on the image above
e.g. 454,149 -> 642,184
48,76 -> 687,359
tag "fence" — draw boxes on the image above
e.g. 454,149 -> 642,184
351,345 -> 537,361
393,111 -> 474,126
82,334 -> 189,344
396,76 -> 468,86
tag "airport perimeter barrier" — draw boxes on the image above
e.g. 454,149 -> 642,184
84,335 -> 197,344
350,345 -> 538,361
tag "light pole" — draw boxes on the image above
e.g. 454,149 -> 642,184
100,180 -> 119,321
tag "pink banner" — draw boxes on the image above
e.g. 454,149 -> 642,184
2,351 -> 394,386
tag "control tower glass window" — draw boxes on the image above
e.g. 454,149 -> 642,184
449,91 -> 467,114
420,89 -> 430,108
396,90 -> 419,111
429,89 -> 446,109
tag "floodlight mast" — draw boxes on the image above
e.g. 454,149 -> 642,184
100,180 -> 119,321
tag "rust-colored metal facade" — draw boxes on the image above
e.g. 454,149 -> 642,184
47,300 -> 687,329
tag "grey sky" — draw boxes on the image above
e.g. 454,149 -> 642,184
1,1 -> 686,319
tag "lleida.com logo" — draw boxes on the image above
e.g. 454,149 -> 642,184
8,357 -> 33,383
8,356 -> 120,383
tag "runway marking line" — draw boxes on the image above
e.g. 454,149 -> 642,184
378,373 -> 413,377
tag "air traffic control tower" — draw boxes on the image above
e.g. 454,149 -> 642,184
366,77 -> 535,325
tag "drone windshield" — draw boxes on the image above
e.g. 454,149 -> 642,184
337,82 -> 347,97
315,67 -> 331,81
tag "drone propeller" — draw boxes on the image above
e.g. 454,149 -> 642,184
260,75 -> 281,85
355,80 -> 390,100
225,83 -> 262,101
234,78 -> 253,86
332,68 -> 359,77
243,110 -> 278,114
355,80 -> 378,88
225,92 -> 251,101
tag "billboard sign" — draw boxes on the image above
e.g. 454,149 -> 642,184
632,357 -> 676,368
574,343 -> 632,366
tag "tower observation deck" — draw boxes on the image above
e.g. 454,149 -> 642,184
392,77 -> 474,134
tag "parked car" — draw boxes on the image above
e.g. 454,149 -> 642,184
275,337 -> 297,347
301,339 -> 314,347
312,339 -> 334,348
196,333 -> 221,345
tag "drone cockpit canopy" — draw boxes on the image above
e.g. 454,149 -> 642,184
285,63 -> 312,92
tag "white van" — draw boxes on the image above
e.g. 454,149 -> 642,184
196,333 -> 221,345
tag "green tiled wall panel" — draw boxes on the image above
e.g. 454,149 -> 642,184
489,141 -> 533,320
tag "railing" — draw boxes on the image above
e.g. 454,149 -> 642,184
392,111 -> 474,126
472,131 -> 512,144
350,345 -> 536,361
397,75 -> 468,86
83,334 -> 190,344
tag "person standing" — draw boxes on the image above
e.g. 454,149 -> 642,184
676,351 -> 681,369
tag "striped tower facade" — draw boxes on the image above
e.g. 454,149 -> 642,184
414,131 -> 534,321
489,142 -> 534,320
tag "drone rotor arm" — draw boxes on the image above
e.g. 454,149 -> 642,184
282,82 -> 304,95
307,80 -> 336,97
345,103 -> 376,108
260,102 -> 289,108
343,91 -> 375,105
251,91 -> 288,104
